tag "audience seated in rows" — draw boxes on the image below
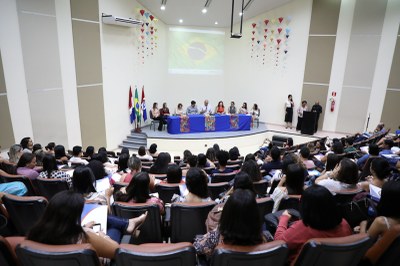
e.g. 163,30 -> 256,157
358,157 -> 390,193
211,150 -> 234,175
39,154 -> 72,188
69,146 -> 89,165
261,146 -> 283,177
16,153 -> 40,180
120,156 -> 141,183
149,152 -> 171,174
172,167 -> 211,203
137,146 -> 153,161
20,137 -> 33,154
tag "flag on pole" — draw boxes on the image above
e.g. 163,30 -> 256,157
141,86 -> 147,122
128,86 -> 135,123
134,86 -> 141,123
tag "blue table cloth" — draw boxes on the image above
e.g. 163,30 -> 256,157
167,114 -> 252,134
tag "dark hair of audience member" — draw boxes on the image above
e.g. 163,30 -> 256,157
286,138 -> 294,148
368,143 -> 380,156
270,146 -> 281,161
301,185 -> 342,230
115,172 -> 151,203
87,160 -> 107,180
325,153 -> 340,171
216,150 -> 229,167
32,144 -> 42,153
27,190 -> 86,245
377,181 -> 400,219
346,137 -> 354,146
72,166 -> 96,194
213,144 -> 220,153
167,164 -> 182,183
240,160 -> 262,182
92,152 -> 109,164
54,145 -> 67,160
197,153 -> 208,168
229,147 -> 240,161
188,155 -> 198,167
233,172 -> 255,193
285,163 -> 306,195
98,147 -> 107,153
332,142 -> 344,154
20,137 -> 31,150
318,139 -> 327,151
149,143 -> 157,154
244,153 -> 256,162
340,137 -> 346,147
35,149 -> 45,166
16,152 -> 35,168
219,189 -> 262,245
149,152 -> 171,174
42,154 -> 58,177
281,153 -> 299,175
45,142 -> 55,152
186,167 -> 209,199
120,147 -> 130,156
370,157 -> 391,181
206,148 -> 217,162
138,146 -> 146,156
85,146 -> 95,158
117,153 -> 129,172
336,158 -> 358,185
182,150 -> 192,163
300,146 -> 310,159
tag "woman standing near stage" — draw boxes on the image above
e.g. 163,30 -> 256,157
284,94 -> 294,129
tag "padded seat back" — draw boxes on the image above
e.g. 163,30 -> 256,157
256,197 -> 274,223
293,233 -> 373,266
155,183 -> 181,204
253,179 -> 269,195
115,242 -> 196,266
211,240 -> 288,266
211,172 -> 236,183
2,194 -> 48,236
16,240 -> 100,266
112,202 -> 162,244
277,196 -> 301,211
334,188 -> 363,204
171,202 -> 216,243
35,178 -> 69,200
208,182 -> 229,200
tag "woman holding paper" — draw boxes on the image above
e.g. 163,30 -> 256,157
27,190 -> 146,260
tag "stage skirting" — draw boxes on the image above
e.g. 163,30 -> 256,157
167,114 -> 252,134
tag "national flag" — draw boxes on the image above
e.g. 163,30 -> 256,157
134,86 -> 141,122
128,86 -> 135,123
141,86 -> 147,122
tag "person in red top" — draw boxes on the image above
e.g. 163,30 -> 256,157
274,185 -> 352,264
215,101 -> 225,114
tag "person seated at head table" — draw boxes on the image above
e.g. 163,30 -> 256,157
228,101 -> 237,115
160,102 -> 170,116
238,102 -> 248,114
186,100 -> 199,115
215,101 -> 226,114
174,103 -> 185,116
199,99 -> 213,115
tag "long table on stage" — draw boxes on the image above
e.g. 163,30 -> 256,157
167,114 -> 252,134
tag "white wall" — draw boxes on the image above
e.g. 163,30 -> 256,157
224,0 -> 313,126
99,0 -> 168,149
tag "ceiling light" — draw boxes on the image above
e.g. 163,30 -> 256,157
179,19 -> 183,23
239,12 -> 243,16
214,21 -> 218,25
161,0 -> 167,10
202,8 -> 207,14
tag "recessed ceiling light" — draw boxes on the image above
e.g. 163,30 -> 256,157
239,12 -> 243,16
202,8 -> 207,14
160,5 -> 166,10
179,19 -> 183,23
214,21 -> 218,25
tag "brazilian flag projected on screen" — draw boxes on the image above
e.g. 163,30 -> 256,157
168,27 -> 225,75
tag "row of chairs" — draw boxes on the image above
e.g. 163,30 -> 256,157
5,232 -> 399,266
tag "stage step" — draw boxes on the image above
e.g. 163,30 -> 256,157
119,131 -> 148,152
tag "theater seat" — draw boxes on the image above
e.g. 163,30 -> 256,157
155,183 -> 181,204
0,236 -> 24,266
211,240 -> 288,266
293,233 -> 373,266
16,240 -> 100,266
115,242 -> 196,266
1,194 -> 48,236
35,178 -> 69,200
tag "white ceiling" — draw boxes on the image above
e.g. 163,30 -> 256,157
136,0 -> 294,28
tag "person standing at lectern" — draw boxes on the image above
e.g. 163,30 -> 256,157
311,101 -> 323,133
296,100 -> 308,131
284,95 -> 294,129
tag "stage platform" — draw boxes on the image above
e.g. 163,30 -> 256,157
119,122 -> 343,157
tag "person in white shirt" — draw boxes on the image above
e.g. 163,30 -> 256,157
199,99 -> 213,115
137,146 -> 153,161
69,146 -> 89,165
296,100 -> 308,131
284,94 -> 294,129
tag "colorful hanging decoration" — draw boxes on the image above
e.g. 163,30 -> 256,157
135,7 -> 159,64
248,15 -> 292,68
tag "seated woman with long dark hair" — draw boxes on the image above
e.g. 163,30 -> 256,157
274,185 -> 352,263
72,166 -> 147,243
194,189 -> 265,258
28,190 -> 119,259
173,167 -> 211,203
149,152 -> 171,174
115,171 -> 165,214
38,154 -> 72,188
